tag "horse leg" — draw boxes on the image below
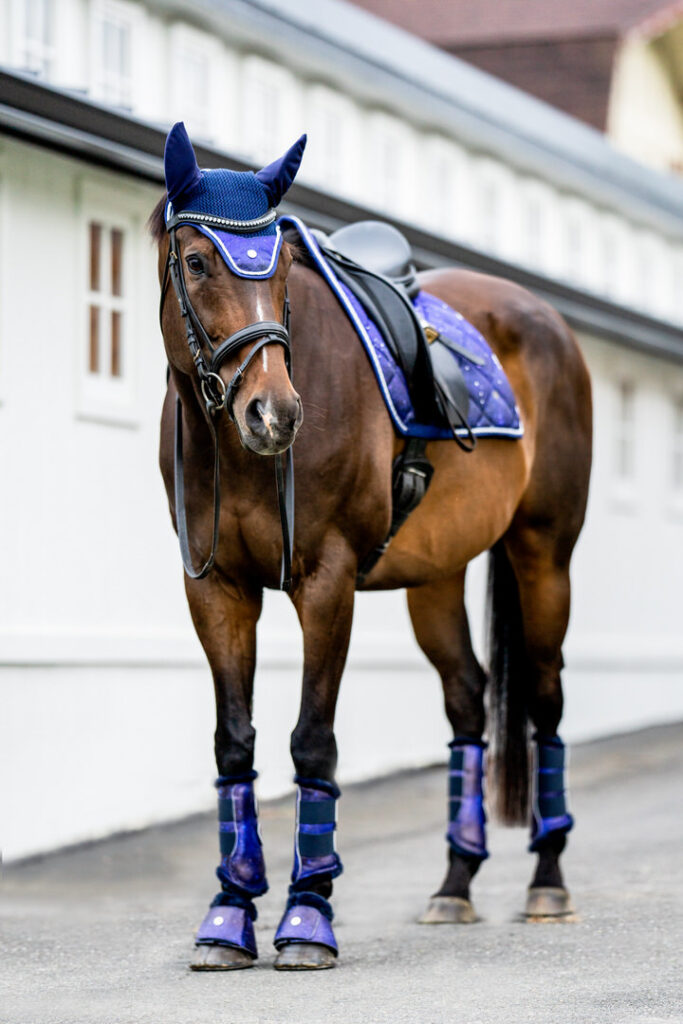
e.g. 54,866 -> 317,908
407,572 -> 488,925
500,530 -> 577,922
184,576 -> 267,970
273,539 -> 356,970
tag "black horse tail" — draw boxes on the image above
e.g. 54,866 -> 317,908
486,539 -> 530,825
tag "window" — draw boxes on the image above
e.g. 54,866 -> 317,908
364,113 -> 415,219
14,0 -> 55,78
478,177 -> 500,254
524,195 -> 542,267
564,212 -> 583,282
92,2 -> 134,109
242,58 -> 302,166
78,183 -> 139,426
614,381 -> 636,481
673,397 -> 683,495
86,221 -> 126,381
168,24 -> 217,142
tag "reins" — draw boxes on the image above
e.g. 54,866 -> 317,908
160,225 -> 295,590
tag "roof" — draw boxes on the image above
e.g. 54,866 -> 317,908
344,0 -> 679,44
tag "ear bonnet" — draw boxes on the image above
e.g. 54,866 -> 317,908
163,122 -> 306,278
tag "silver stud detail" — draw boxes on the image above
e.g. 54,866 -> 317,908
290,916 -> 302,926
212,915 -> 224,926
247,248 -> 258,259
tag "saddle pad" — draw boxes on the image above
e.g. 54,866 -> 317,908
280,216 -> 523,441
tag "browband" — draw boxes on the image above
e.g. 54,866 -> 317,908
165,208 -> 277,234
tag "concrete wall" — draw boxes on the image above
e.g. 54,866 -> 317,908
1,137 -> 683,861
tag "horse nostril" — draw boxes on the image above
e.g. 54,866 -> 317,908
245,398 -> 264,434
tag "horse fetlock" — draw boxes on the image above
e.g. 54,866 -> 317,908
290,725 -> 338,781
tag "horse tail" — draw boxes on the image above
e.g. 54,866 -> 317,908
486,539 -> 530,825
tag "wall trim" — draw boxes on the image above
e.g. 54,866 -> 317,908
2,628 -> 683,673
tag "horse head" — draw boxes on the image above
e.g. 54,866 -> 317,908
158,122 -> 306,455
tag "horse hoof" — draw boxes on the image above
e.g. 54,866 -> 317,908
274,943 -> 337,970
418,896 -> 478,924
190,944 -> 255,970
524,887 -> 578,922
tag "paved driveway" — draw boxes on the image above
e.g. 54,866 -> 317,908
2,724 -> 682,1024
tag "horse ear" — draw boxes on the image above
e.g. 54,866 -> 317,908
164,121 -> 202,204
255,134 -> 307,206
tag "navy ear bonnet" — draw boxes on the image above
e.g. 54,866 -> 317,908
163,122 -> 306,279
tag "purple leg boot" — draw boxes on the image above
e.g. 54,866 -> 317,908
529,735 -> 573,850
274,777 -> 342,970
192,773 -> 268,970
525,735 -> 576,920
420,739 -> 488,924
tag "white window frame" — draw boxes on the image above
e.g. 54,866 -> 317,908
90,0 -> 140,111
11,0 -> 56,79
610,377 -> 638,510
76,180 -> 140,427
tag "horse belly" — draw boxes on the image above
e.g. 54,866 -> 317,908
361,435 -> 531,590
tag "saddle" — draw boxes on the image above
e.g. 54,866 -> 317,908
314,221 -> 472,442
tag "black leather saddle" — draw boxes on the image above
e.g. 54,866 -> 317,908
315,221 -> 472,443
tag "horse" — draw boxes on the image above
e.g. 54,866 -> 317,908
150,122 -> 592,971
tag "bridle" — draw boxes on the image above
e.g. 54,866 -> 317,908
159,214 -> 295,590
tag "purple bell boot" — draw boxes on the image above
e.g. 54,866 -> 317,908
447,739 -> 489,860
529,735 -> 574,851
195,774 -> 268,960
273,778 -> 343,956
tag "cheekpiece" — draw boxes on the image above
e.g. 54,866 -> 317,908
530,735 -> 574,851
163,121 -> 306,280
447,739 -> 489,860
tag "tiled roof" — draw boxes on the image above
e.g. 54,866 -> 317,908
346,0 -> 677,44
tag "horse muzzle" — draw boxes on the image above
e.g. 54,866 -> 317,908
240,393 -> 303,455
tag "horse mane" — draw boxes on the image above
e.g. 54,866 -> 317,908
148,194 -> 167,243
280,225 -> 315,268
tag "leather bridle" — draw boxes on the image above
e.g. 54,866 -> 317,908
160,220 -> 295,590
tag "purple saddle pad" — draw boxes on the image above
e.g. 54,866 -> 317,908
280,216 -> 523,441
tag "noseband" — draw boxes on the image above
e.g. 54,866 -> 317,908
160,222 -> 295,590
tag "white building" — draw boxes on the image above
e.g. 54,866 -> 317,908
1,0 -> 682,861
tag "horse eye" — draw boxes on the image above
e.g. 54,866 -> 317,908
186,254 -> 205,276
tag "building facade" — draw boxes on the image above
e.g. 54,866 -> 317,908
1,0 -> 683,861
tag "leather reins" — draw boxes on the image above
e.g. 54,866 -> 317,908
160,224 -> 295,590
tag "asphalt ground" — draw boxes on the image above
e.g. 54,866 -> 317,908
2,723 -> 682,1024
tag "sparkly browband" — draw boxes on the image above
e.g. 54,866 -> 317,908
165,205 -> 277,234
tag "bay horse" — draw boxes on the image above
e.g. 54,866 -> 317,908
151,123 -> 592,970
